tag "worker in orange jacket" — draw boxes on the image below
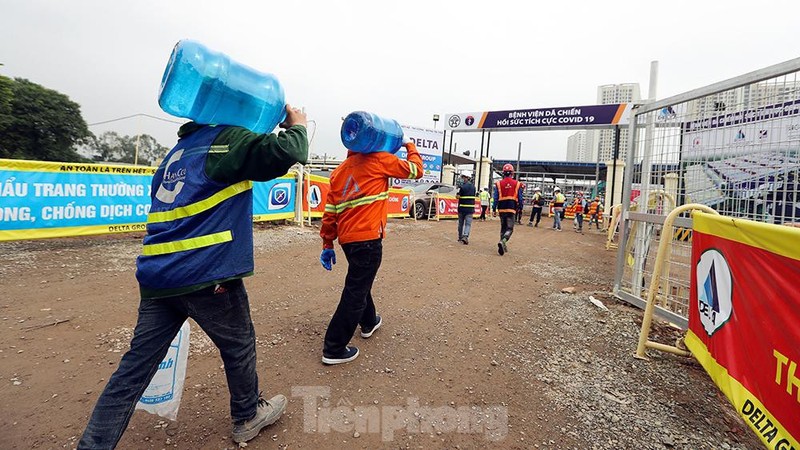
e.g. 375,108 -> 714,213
318,137 -> 423,364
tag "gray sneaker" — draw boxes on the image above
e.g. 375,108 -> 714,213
232,394 -> 287,443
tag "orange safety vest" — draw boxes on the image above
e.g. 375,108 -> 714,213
494,177 -> 520,214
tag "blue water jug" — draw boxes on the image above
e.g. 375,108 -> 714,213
340,111 -> 404,154
158,40 -> 286,134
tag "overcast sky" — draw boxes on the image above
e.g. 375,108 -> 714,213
2,0 -> 799,162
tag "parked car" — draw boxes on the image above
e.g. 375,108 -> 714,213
407,183 -> 457,219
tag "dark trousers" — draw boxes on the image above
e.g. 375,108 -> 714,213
515,208 -> 523,223
529,206 -> 542,225
575,213 -> 584,230
324,239 -> 382,357
589,213 -> 601,229
79,280 -> 258,450
480,205 -> 488,220
499,213 -> 515,241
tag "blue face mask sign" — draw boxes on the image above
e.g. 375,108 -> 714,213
0,160 -> 297,241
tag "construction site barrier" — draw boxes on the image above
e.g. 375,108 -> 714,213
634,203 -> 718,359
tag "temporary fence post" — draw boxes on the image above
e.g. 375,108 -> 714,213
635,203 -> 718,359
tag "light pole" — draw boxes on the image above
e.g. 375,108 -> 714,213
432,114 -> 439,130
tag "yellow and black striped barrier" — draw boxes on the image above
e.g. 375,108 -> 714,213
673,227 -> 692,242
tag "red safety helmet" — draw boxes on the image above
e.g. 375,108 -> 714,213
502,163 -> 514,173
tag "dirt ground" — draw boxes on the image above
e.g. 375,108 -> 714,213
0,213 -> 760,450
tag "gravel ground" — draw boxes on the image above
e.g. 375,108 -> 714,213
0,219 -> 759,449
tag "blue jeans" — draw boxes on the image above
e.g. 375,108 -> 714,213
79,279 -> 259,450
553,208 -> 563,229
457,210 -> 473,239
324,239 -> 381,357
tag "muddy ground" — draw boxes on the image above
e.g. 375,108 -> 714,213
0,214 -> 759,449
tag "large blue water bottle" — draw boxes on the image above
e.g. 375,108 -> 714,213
158,40 -> 286,134
340,111 -> 404,154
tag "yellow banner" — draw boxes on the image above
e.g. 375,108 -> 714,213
693,211 -> 800,261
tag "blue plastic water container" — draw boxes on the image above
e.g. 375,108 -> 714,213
158,40 -> 286,134
340,111 -> 404,154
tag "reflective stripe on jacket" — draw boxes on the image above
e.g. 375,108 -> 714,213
457,182 -> 476,211
320,143 -> 423,246
136,125 -> 255,290
552,192 -> 566,208
494,177 -> 521,214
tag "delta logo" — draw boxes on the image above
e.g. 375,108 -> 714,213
401,196 -> 409,211
696,249 -> 733,336
307,185 -> 322,209
465,116 -> 475,126
269,183 -> 291,210
439,199 -> 446,214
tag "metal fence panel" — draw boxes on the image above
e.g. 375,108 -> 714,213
614,58 -> 800,327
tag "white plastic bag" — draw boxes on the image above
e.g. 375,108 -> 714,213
135,320 -> 190,421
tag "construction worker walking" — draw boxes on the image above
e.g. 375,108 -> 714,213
587,196 -> 603,230
479,188 -> 490,221
551,186 -> 566,231
493,164 -> 523,255
527,186 -> 544,227
456,170 -> 476,244
319,133 -> 423,365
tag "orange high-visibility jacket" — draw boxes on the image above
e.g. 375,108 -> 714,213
320,143 -> 423,248
588,200 -> 600,215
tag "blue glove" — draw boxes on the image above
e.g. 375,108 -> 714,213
320,248 -> 336,271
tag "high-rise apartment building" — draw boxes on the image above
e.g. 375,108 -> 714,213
595,83 -> 641,162
687,81 -> 800,119
566,131 -> 593,162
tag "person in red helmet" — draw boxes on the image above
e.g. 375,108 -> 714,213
493,163 -> 523,255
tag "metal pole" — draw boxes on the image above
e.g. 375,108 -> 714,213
440,130 -> 447,183
630,61 -> 660,297
485,131 -> 492,191
613,106 -> 641,294
448,134 -> 455,166
516,142 -> 521,175
594,140 -> 601,198
476,130 -> 485,193
609,126 -> 620,209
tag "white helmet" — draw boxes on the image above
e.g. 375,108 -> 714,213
553,186 -> 561,192
534,186 -> 541,192
460,169 -> 472,178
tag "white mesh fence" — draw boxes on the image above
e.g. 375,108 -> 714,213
614,59 -> 800,327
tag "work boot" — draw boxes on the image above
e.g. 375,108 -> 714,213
462,237 -> 469,245
497,240 -> 505,256
232,394 -> 287,443
527,222 -> 533,227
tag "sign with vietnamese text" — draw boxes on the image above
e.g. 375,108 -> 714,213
0,159 -> 295,241
445,104 -> 632,131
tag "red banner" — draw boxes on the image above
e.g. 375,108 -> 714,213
302,174 -> 330,218
685,212 -> 800,449
432,195 -> 482,219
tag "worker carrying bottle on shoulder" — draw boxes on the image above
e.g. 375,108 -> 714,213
319,130 -> 423,365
